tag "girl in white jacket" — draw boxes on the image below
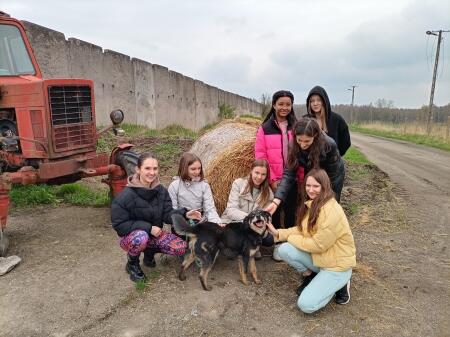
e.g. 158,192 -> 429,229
168,152 -> 221,224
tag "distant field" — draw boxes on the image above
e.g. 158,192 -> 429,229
350,122 -> 450,151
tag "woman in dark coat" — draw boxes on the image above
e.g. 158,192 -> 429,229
111,152 -> 200,282
306,86 -> 351,156
266,117 -> 345,220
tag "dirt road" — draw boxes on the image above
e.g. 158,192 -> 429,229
1,134 -> 449,337
351,132 -> 450,334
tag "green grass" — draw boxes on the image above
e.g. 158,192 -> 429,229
9,183 -> 109,208
219,103 -> 236,119
239,114 -> 262,120
152,142 -> 185,169
343,146 -> 370,164
350,124 -> 450,152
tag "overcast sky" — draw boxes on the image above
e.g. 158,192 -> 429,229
3,0 -> 449,108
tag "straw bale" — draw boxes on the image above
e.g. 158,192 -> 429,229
190,120 -> 258,169
189,120 -> 259,215
205,137 -> 256,214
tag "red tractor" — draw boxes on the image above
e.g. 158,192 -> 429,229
0,11 -> 137,256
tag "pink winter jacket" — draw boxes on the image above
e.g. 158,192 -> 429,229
254,117 -> 304,184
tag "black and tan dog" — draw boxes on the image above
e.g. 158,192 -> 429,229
172,209 -> 271,291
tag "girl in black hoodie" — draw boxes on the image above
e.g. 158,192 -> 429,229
306,86 -> 351,156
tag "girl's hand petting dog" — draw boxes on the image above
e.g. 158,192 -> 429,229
186,209 -> 202,221
266,222 -> 279,238
151,226 -> 162,237
265,198 -> 281,215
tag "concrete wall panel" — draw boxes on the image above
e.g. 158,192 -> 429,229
132,58 -> 156,129
22,21 -> 262,130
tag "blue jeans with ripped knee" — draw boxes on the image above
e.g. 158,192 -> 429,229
277,242 -> 352,314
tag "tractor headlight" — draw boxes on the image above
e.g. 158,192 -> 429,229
110,109 -> 124,125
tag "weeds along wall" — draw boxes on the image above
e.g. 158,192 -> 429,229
22,21 -> 262,130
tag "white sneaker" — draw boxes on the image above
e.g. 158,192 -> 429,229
272,244 -> 283,262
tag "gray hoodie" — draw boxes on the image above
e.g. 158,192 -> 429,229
168,177 -> 221,224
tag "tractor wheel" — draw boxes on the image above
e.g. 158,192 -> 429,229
114,149 -> 139,177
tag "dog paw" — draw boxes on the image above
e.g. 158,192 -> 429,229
241,279 -> 249,286
254,279 -> 262,285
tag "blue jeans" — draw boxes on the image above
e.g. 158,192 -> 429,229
278,242 -> 352,314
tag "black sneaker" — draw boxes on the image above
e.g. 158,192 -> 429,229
296,272 -> 317,296
335,281 -> 351,305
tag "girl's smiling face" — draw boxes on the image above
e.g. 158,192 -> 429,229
137,158 -> 159,186
273,96 -> 292,121
296,134 -> 315,150
251,165 -> 267,187
305,176 -> 322,200
188,160 -> 202,180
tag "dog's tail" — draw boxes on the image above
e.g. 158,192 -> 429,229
171,214 -> 196,237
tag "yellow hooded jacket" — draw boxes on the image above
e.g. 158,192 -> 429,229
276,198 -> 356,272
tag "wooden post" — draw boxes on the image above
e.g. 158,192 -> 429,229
446,116 -> 450,140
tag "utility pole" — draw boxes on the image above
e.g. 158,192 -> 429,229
347,85 -> 357,123
426,29 -> 449,134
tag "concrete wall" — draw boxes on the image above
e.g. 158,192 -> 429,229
22,21 -> 262,130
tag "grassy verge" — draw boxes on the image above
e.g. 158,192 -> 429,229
350,124 -> 450,151
343,146 -> 370,164
10,183 -> 109,209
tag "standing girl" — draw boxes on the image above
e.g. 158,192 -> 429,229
168,152 -> 221,225
254,90 -> 302,231
306,86 -> 351,156
111,152 -> 201,282
267,117 -> 345,212
266,169 -> 356,314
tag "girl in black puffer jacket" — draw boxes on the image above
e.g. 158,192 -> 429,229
267,118 -> 345,219
111,152 -> 201,283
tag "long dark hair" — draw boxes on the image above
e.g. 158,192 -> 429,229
243,159 -> 271,206
262,90 -> 297,125
287,117 -> 327,171
297,169 -> 334,234
177,152 -> 204,181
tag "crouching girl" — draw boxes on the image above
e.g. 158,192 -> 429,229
111,152 -> 201,282
266,169 -> 356,313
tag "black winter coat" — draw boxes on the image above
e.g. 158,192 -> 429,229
306,86 -> 351,156
111,185 -> 186,237
275,134 -> 345,202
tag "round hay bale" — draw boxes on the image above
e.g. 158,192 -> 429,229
190,120 -> 260,215
190,120 -> 258,169
205,137 -> 256,214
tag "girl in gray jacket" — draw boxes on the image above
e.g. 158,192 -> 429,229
168,152 -> 221,224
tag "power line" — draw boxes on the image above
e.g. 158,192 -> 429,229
347,85 -> 357,123
426,29 -> 450,134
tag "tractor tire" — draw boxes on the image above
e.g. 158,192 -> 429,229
114,149 -> 139,177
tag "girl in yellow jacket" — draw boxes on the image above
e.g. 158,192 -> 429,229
266,168 -> 356,313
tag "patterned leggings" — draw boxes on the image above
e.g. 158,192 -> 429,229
119,230 -> 187,257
